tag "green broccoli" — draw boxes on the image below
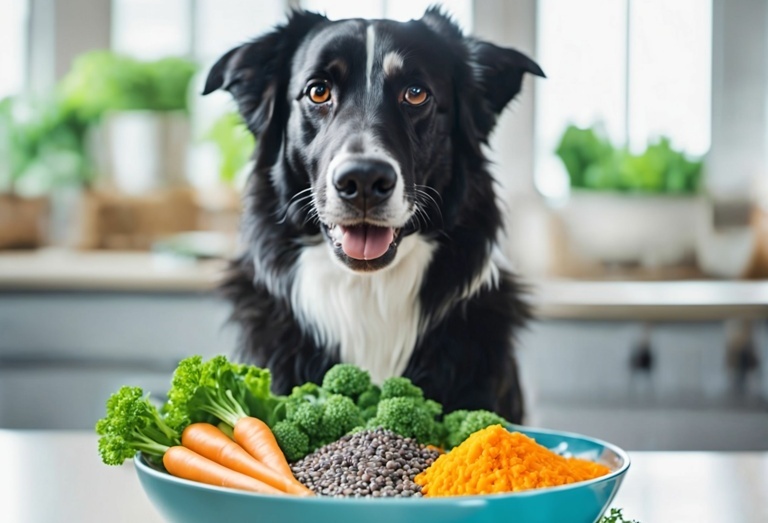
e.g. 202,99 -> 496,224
96,386 -> 179,466
317,394 -> 364,444
272,420 -> 310,462
442,409 -> 509,449
367,396 -> 442,446
380,376 -> 424,400
290,401 -> 323,435
356,385 -> 381,421
321,364 -> 371,399
290,381 -> 322,401
276,392 -> 366,460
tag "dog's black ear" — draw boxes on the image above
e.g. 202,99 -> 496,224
467,39 -> 545,115
202,10 -> 327,134
421,6 -> 465,40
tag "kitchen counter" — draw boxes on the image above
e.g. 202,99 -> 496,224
0,249 -> 225,292
0,431 -> 765,523
2,250 -> 768,320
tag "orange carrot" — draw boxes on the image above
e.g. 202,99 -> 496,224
163,446 -> 284,495
182,423 -> 313,496
234,416 -> 296,479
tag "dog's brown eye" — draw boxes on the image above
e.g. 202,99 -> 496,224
403,86 -> 429,106
307,82 -> 331,104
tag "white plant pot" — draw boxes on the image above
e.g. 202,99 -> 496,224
98,111 -> 190,195
558,191 -> 702,267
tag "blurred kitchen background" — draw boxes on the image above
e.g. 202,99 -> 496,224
1,0 -> 766,451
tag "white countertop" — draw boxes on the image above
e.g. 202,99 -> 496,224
2,250 -> 768,320
0,431 -> 766,523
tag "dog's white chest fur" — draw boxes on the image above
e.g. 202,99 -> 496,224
291,235 -> 435,384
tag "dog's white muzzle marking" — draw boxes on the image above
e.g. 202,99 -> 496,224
291,234 -> 435,384
322,145 -> 410,227
366,25 -> 375,92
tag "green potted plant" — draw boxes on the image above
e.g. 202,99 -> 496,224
554,124 -> 704,267
60,51 -> 197,195
0,95 -> 94,248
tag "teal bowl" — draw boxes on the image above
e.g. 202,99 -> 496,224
135,426 -> 630,523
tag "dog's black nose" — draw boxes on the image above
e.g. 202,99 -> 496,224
333,160 -> 397,210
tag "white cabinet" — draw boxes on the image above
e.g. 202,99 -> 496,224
0,292 -> 237,429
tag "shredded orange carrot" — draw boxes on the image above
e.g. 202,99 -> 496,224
414,425 -> 610,497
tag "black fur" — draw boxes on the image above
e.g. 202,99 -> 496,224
210,9 -> 543,423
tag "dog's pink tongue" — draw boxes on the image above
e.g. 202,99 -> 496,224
340,225 -> 394,260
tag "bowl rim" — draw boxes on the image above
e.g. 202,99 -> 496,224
134,424 -> 631,504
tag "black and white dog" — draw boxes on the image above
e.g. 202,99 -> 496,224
204,9 -> 544,423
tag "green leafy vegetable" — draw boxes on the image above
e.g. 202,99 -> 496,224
95,386 -> 179,466
162,355 -> 281,433
598,508 -> 640,523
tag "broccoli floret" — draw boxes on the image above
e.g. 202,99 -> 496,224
318,394 -> 364,444
290,382 -> 322,401
96,386 -> 179,466
424,399 -> 443,418
284,385 -> 365,457
356,385 -> 381,421
442,409 -> 509,449
288,401 -> 323,435
322,364 -> 371,399
356,385 -> 381,410
380,376 -> 424,400
442,409 -> 469,439
368,397 -> 441,446
272,420 -> 310,463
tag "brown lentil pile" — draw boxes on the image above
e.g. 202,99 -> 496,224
290,428 -> 440,498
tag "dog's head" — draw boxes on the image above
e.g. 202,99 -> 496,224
204,9 -> 543,273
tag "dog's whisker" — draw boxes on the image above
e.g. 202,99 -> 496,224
275,189 -> 315,224
298,200 -> 321,228
413,187 -> 444,228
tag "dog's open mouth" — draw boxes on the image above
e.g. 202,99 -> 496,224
323,223 -> 401,271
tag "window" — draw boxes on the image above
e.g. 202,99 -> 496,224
302,0 -> 473,32
112,0 -> 192,60
0,0 -> 29,99
534,0 -> 712,199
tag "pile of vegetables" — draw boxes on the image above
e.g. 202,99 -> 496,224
96,356 -> 508,489
555,124 -> 703,194
96,355 -> 640,519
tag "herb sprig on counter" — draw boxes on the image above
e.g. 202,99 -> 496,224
599,508 -> 640,523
